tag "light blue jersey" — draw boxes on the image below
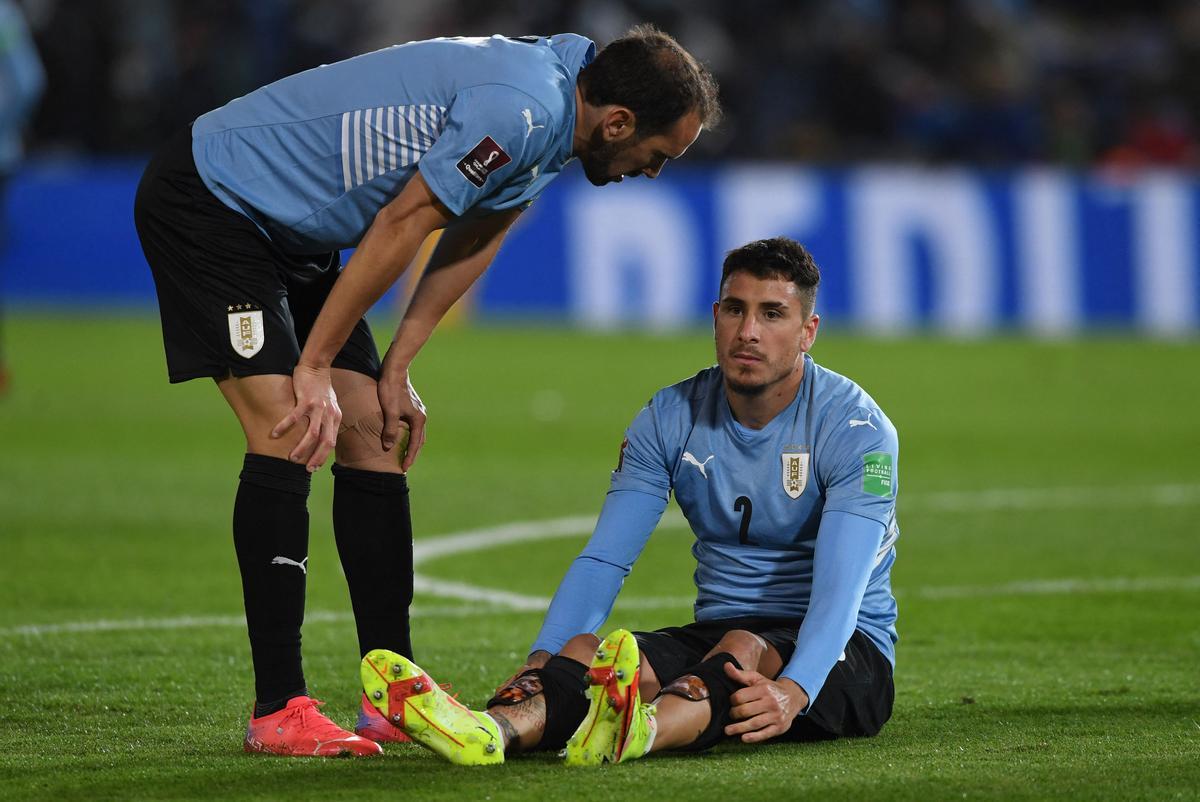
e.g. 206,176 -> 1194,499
191,34 -> 594,253
0,0 -> 44,174
533,354 -> 900,708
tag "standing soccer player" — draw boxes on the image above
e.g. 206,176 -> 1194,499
358,237 -> 899,766
133,27 -> 719,756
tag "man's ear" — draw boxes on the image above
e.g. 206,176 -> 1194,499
602,106 -> 637,143
800,313 -> 820,353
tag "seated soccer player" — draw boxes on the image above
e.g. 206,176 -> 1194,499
360,237 -> 900,765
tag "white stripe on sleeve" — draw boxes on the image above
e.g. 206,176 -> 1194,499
340,111 -> 352,192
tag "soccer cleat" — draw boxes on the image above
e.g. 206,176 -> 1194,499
243,695 -> 383,757
361,649 -> 503,766
355,692 -> 413,743
564,628 -> 657,766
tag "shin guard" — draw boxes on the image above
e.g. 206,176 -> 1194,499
486,655 -> 589,751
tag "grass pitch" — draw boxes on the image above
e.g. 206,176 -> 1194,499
0,313 -> 1198,801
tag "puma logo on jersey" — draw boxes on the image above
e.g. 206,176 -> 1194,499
849,411 -> 877,430
682,452 -> 715,479
521,108 -> 545,138
271,556 -> 308,574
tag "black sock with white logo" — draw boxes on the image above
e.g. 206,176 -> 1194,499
331,464 -> 414,660
234,453 -> 311,717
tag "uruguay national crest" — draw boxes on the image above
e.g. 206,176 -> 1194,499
227,305 -> 265,358
781,450 -> 809,499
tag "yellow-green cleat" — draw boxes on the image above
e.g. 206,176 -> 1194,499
563,628 -> 657,766
360,649 -> 503,766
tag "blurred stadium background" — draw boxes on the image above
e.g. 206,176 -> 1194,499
5,0 -> 1200,331
1,2 -> 1198,800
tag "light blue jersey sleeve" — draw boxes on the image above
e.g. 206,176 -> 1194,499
820,403 -> 899,526
530,403 -> 670,654
418,83 -> 558,217
778,510 -> 884,709
779,400 -> 899,709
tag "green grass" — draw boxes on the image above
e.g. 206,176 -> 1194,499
1,313 -> 1198,801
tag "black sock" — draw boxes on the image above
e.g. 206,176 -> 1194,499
332,464 -> 414,659
234,453 -> 310,717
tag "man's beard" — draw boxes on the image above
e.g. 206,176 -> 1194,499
725,375 -> 769,397
580,128 -> 627,186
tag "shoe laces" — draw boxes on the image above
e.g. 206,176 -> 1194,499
281,698 -> 352,740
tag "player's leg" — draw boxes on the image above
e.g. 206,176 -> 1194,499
563,621 -> 788,764
564,628 -> 668,766
327,366 -> 412,662
217,373 -> 385,757
134,129 -> 378,757
486,633 -> 605,753
326,366 -> 419,743
649,628 -> 783,751
285,265 -> 418,743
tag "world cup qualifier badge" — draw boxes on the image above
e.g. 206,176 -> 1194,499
456,136 -> 511,188
226,303 -> 265,358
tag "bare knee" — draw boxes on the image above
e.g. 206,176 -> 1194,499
558,633 -> 601,664
705,630 -> 771,673
333,371 -> 402,473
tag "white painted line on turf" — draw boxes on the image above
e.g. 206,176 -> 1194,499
910,574 -> 1200,599
412,514 -> 599,563
4,483 -> 1198,639
0,606 -> 479,637
908,483 -> 1200,512
412,576 -> 547,611
407,482 -> 1200,607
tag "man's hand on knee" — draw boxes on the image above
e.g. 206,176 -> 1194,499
723,663 -> 809,743
272,364 -> 341,471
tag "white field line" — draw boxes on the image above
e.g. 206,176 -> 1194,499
910,574 -> 1200,599
3,483 -> 1198,639
909,483 -> 1200,512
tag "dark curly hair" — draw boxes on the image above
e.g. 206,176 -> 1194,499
578,24 -> 722,138
721,237 -> 821,316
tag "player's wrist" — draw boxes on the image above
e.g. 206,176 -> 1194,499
778,677 -> 810,713
295,359 -> 333,373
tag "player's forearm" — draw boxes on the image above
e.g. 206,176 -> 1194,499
531,556 -> 627,654
300,241 -> 422,367
385,241 -> 501,369
530,489 -> 667,654
384,211 -> 517,371
298,172 -> 451,369
780,511 -> 882,709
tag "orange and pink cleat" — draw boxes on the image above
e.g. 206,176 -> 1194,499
243,696 -> 382,757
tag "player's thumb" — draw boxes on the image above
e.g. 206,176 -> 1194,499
381,413 -> 400,451
724,661 -> 761,685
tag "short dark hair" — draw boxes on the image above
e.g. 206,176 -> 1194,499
578,24 -> 722,137
721,237 -> 821,316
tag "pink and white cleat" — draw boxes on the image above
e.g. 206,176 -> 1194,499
243,696 -> 382,757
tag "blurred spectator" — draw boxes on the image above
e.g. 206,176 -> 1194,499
0,0 -> 43,394
11,0 -> 1200,166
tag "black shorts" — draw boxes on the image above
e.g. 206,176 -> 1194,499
634,617 -> 894,740
133,126 -> 381,384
